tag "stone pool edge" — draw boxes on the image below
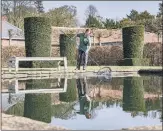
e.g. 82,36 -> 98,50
2,113 -> 68,130
2,113 -> 162,130
122,125 -> 162,130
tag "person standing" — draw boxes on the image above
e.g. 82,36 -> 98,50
76,29 -> 91,70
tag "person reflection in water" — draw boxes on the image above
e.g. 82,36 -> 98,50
76,77 -> 92,119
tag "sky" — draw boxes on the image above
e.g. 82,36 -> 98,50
43,1 -> 161,25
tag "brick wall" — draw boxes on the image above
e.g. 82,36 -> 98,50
2,27 -> 162,47
2,39 -> 25,47
51,27 -> 162,46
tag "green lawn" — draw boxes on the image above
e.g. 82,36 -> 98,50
2,66 -> 162,72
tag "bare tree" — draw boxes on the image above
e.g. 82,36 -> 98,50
85,5 -> 104,28
45,5 -> 78,27
34,0 -> 44,13
157,3 -> 163,17
85,5 -> 98,18
2,0 -> 37,29
96,30 -> 112,46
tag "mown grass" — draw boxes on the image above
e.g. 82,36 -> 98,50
2,66 -> 162,71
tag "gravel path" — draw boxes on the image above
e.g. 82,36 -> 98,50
2,113 -> 67,130
122,125 -> 162,130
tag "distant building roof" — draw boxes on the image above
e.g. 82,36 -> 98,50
1,18 -> 24,40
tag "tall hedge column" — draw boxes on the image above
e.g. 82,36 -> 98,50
60,34 -> 76,66
122,25 -> 147,66
24,17 -> 51,68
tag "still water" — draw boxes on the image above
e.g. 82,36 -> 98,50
2,75 -> 162,130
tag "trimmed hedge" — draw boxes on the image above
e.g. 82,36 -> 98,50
138,69 -> 163,76
123,77 -> 145,112
59,79 -> 77,102
88,46 -> 123,66
24,79 -> 51,123
60,34 -> 76,66
2,42 -> 162,67
118,58 -> 150,66
24,17 -> 53,68
122,26 -> 144,60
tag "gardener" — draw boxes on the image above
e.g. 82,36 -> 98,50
76,29 -> 91,70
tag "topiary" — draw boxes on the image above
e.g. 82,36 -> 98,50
122,25 -> 145,59
60,33 -> 76,66
24,17 -> 57,68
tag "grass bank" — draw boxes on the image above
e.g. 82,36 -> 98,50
138,69 -> 162,76
2,66 -> 162,72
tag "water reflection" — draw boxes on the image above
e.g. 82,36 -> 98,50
123,77 -> 145,112
59,79 -> 77,102
4,78 -> 68,123
6,78 -> 67,94
3,76 -> 162,129
76,77 -> 92,119
24,79 -> 51,123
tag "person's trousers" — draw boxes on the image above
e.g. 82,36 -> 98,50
76,49 -> 88,69
76,78 -> 88,99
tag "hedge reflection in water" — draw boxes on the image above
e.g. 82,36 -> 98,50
5,76 -> 162,122
123,77 -> 145,112
24,79 -> 52,123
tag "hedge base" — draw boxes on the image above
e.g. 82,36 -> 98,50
118,58 -> 150,66
19,61 -> 58,68
60,34 -> 76,66
59,79 -> 77,102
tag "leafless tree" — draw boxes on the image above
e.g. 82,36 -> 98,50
85,5 -> 98,18
2,0 -> 37,29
